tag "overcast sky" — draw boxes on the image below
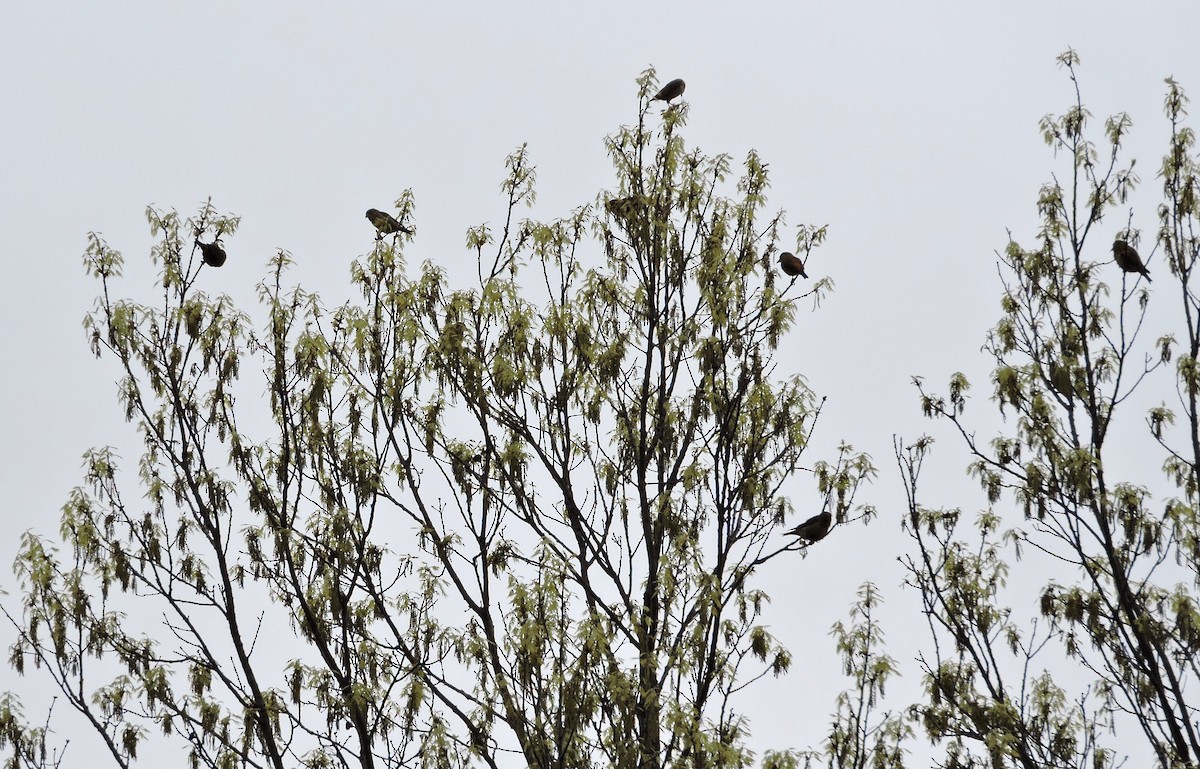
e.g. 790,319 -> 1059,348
2,2 -> 1198,763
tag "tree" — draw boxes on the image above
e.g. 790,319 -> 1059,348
897,51 -> 1200,769
813,583 -> 910,769
1,70 -> 874,769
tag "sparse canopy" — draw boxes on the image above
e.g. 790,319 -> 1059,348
5,68 -> 873,769
898,54 -> 1200,769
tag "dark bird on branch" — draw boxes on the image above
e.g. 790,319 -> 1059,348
1048,361 -> 1075,399
366,208 -> 412,237
1112,239 -> 1150,282
197,240 -> 227,267
779,251 -> 807,278
652,78 -> 686,103
785,511 -> 832,544
606,196 -> 637,219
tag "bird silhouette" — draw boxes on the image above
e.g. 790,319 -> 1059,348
1112,239 -> 1151,282
785,511 -> 832,544
652,78 -> 686,103
197,240 -> 227,267
606,196 -> 637,219
1047,361 -> 1074,399
366,208 -> 412,237
779,251 -> 808,278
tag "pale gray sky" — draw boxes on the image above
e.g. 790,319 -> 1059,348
2,2 -> 1197,763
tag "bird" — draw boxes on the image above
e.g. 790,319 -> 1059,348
1047,361 -> 1074,399
785,511 -> 832,544
779,251 -> 808,278
197,240 -> 227,267
652,78 -> 686,103
606,196 -> 638,220
1112,239 -> 1151,282
366,208 -> 413,237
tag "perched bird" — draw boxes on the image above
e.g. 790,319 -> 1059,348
785,511 -> 832,544
366,208 -> 412,237
1047,361 -> 1074,400
652,78 -> 686,103
779,251 -> 808,278
198,240 -> 227,267
1112,239 -> 1151,282
606,196 -> 640,223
